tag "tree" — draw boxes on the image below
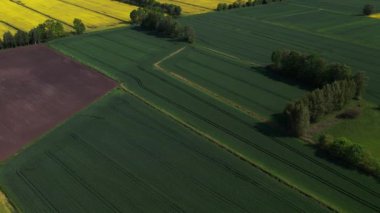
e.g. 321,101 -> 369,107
44,19 -> 64,39
271,50 -> 283,70
363,4 -> 375,15
73,18 -> 86,34
183,26 -> 195,43
284,101 -> 310,136
14,30 -> 29,46
2,31 -> 15,48
353,72 -> 366,99
29,24 -> 46,44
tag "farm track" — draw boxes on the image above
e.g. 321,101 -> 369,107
168,57 -> 288,113
56,41 -> 380,211
154,47 -> 270,122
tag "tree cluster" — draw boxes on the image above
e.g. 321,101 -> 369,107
130,8 -> 195,43
284,76 -> 365,136
118,0 -> 181,16
318,135 -> 380,178
363,4 -> 376,16
270,49 -> 355,88
0,19 -> 85,50
216,0 -> 282,11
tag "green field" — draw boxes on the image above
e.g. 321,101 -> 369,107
1,0 -> 380,212
0,89 -> 326,212
180,1 -> 380,104
159,46 -> 306,118
321,102 -> 380,162
46,24 -> 380,212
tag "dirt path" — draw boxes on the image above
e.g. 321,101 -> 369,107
154,46 -> 268,123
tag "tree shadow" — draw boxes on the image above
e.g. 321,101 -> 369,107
131,26 -> 183,42
254,113 -> 290,138
254,66 -> 314,91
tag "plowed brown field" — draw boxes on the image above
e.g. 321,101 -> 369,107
0,45 -> 116,160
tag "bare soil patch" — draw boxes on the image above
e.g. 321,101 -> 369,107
0,45 -> 116,160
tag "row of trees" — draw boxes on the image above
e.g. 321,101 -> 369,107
118,0 -> 181,16
130,8 -> 195,43
318,135 -> 380,178
284,74 -> 365,136
270,49 -> 354,88
0,19 -> 85,49
216,0 -> 282,11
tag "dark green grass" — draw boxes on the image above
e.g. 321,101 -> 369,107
46,27 -> 380,212
321,102 -> 380,162
0,90 -> 326,212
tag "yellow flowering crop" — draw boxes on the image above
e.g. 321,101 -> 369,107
0,23 -> 15,36
58,0 -> 137,22
18,0 -> 125,30
159,0 -> 236,14
0,0 -> 49,33
369,13 -> 380,19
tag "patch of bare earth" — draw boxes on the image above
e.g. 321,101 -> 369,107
0,45 -> 116,160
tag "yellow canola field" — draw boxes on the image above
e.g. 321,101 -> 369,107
59,0 -> 137,22
369,13 -> 380,19
0,23 -> 16,36
19,0 -> 124,30
0,0 -> 49,33
159,0 -> 236,14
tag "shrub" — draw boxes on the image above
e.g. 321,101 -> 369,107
318,135 -> 380,178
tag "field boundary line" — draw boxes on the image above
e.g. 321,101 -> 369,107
0,21 -> 21,32
119,84 -> 336,212
154,47 -> 267,122
195,45 -> 261,66
287,3 -> 349,15
0,190 -> 16,213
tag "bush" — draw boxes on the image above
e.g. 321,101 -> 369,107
363,4 -> 376,15
318,135 -> 380,178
